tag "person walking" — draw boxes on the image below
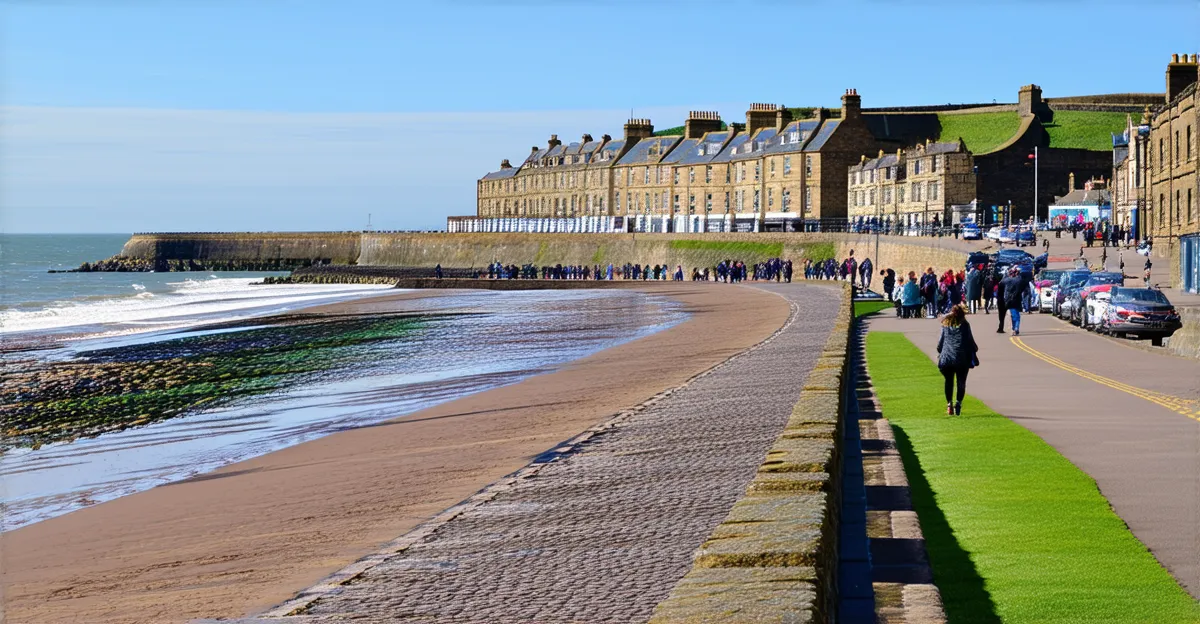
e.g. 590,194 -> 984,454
859,257 -> 873,290
966,265 -> 983,314
936,304 -> 978,416
881,268 -> 896,301
999,267 -> 1024,336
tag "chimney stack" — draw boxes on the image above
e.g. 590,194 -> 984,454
775,106 -> 794,132
1069,172 -> 1076,191
746,103 -> 782,134
582,133 -> 593,143
500,159 -> 512,169
547,134 -> 561,149
623,118 -> 655,142
1166,53 -> 1200,103
685,111 -> 723,139
840,89 -> 861,120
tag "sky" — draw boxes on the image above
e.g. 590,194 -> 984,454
2,1 -> 1198,233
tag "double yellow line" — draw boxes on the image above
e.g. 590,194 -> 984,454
1010,337 -> 1200,423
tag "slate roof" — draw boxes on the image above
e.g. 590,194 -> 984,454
615,136 -> 681,166
759,120 -> 821,155
594,139 -> 627,164
666,131 -> 733,166
710,132 -> 751,163
481,167 -> 519,180
803,120 -> 841,152
850,153 -> 901,173
920,141 -> 964,155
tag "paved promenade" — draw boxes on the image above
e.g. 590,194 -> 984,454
872,310 -> 1200,598
231,283 -> 839,623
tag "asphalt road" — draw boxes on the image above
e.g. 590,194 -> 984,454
871,309 -> 1200,599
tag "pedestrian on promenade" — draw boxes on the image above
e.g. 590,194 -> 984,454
901,272 -> 922,318
859,257 -> 873,289
881,268 -> 896,301
783,260 -> 793,283
966,265 -> 983,314
920,268 -> 938,318
937,304 -> 978,416
998,267 -> 1024,336
435,264 -> 443,279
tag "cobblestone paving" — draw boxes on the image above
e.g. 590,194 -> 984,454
285,284 -> 839,623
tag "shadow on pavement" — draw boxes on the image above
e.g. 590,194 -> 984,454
890,425 -> 1003,624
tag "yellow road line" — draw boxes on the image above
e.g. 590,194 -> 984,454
1010,337 -> 1200,422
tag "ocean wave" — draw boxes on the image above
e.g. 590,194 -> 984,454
0,278 -> 392,336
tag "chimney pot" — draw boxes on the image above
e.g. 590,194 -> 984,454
1172,53 -> 1180,63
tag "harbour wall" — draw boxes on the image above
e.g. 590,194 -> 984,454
121,232 -> 977,276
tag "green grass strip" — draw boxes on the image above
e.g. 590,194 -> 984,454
854,300 -> 893,318
867,331 -> 1200,623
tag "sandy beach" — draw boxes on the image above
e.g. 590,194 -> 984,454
1,282 -> 792,624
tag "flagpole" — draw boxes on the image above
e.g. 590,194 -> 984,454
1034,146 -> 1039,228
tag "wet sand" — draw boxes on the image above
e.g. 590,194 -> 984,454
0,283 -> 792,624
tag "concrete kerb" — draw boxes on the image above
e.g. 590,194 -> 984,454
649,284 -> 854,624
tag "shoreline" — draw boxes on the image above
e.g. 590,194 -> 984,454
1,282 -> 793,624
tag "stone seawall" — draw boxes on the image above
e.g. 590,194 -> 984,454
122,231 -> 977,278
650,283 -> 853,623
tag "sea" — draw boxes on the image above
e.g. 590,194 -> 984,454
0,234 -> 686,530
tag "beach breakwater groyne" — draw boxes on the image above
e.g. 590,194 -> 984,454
118,231 -> 975,275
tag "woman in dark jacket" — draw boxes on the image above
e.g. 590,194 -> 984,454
936,304 -> 978,416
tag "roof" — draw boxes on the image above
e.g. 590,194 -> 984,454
1052,189 -> 1112,206
851,153 -> 902,172
615,136 -> 681,166
481,167 -> 519,180
920,141 -> 965,155
594,139 -> 627,165
667,131 -> 734,166
803,120 -> 841,152
710,133 -> 751,163
759,120 -> 821,155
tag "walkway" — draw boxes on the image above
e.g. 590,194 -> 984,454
220,283 -> 840,623
871,310 -> 1200,598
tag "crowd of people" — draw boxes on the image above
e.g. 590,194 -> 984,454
465,258 -> 801,283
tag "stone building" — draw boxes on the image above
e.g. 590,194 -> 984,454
1143,54 -> 1199,292
847,140 -> 975,229
471,90 -> 893,232
1111,112 -> 1150,234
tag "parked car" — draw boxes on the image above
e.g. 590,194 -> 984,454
985,227 -> 1005,241
994,249 -> 1034,278
1065,272 -> 1125,325
966,251 -> 992,271
962,223 -> 982,240
1053,270 -> 1093,317
1012,227 -> 1036,247
1033,252 -> 1048,271
1035,269 -> 1067,312
1081,285 -> 1115,330
1100,288 -> 1182,345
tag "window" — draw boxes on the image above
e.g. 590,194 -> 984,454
673,169 -> 680,184
768,190 -> 774,208
736,190 -> 744,211
930,182 -> 939,201
1176,131 -> 1180,163
884,187 -> 892,204
1160,139 -> 1165,170
912,160 -> 922,175
898,187 -> 905,204
1189,188 -> 1194,223
754,162 -> 760,181
932,156 -> 940,172
706,193 -> 713,212
805,155 -> 813,176
770,159 -> 776,177
753,189 -> 760,210
689,167 -> 696,183
688,194 -> 695,213
643,167 -> 650,184
804,187 -> 813,212
1188,126 -> 1193,161
782,188 -> 791,211
912,183 -> 922,202
885,166 -> 891,180
644,193 -> 650,213
615,192 -> 621,212
784,156 -> 792,175
706,165 -> 713,183
738,163 -> 745,182
723,191 -> 729,209
674,194 -> 681,213
725,166 -> 731,184
869,189 -> 876,206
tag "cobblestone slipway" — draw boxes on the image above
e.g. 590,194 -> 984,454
227,283 -> 839,624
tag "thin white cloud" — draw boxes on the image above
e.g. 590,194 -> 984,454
0,104 -> 743,233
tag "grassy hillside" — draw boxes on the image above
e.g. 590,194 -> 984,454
653,121 -> 729,137
936,112 -> 1022,154
1043,110 -> 1126,151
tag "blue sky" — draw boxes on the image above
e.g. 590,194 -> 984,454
2,1 -> 1198,232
